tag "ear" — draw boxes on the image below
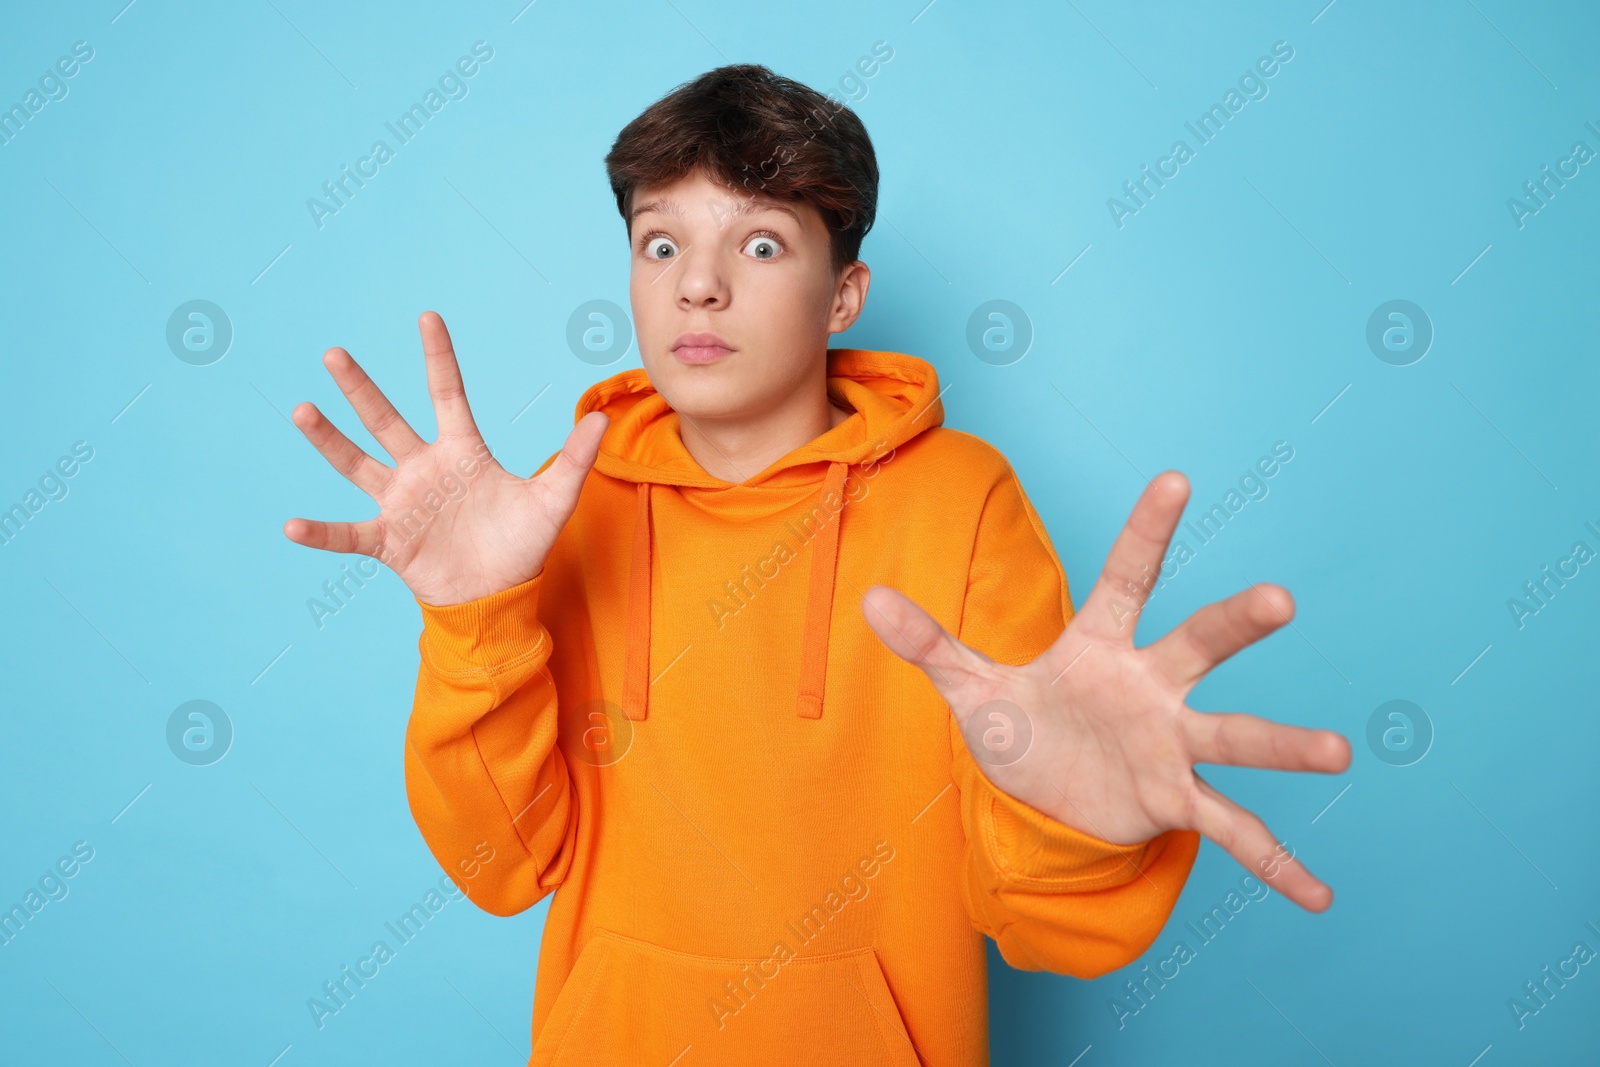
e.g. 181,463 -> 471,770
827,260 -> 871,334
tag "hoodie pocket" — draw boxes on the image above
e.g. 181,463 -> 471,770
531,927 -> 922,1066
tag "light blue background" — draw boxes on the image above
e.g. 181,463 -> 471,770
2,1 -> 1596,1064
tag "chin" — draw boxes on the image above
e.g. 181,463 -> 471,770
647,359 -> 731,414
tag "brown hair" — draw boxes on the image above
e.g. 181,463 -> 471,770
603,64 -> 879,274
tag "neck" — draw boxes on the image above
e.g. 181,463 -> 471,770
677,377 -> 851,484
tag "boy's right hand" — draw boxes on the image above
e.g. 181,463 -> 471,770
283,310 -> 609,608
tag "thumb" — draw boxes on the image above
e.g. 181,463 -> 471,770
859,585 -> 987,702
535,411 -> 609,518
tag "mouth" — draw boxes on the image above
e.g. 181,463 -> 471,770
671,332 -> 734,365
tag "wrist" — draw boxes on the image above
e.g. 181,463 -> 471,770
416,570 -> 548,675
415,566 -> 544,609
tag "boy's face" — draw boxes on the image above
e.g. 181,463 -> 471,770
627,167 -> 869,423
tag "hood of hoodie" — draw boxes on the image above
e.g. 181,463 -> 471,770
570,348 -> 946,722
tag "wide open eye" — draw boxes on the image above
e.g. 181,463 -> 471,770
742,232 -> 784,260
641,234 -> 679,260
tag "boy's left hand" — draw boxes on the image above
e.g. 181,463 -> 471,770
860,471 -> 1351,913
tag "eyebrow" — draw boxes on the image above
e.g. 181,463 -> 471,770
629,195 -> 801,229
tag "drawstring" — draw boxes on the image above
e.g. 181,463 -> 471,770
622,482 -> 654,721
620,461 -> 850,722
796,461 -> 848,719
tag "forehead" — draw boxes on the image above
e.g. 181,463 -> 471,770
629,173 -> 808,229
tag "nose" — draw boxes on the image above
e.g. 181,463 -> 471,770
673,244 -> 729,310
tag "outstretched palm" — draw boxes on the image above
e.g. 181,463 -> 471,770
861,472 -> 1351,912
284,311 -> 608,607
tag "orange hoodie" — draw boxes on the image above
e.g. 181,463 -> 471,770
404,348 -> 1200,1066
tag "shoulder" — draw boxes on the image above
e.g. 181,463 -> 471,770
877,428 -> 1058,561
901,426 -> 1021,488
912,428 -> 1063,558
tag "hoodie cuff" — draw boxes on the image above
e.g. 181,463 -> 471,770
416,571 -> 549,679
980,773 -> 1159,892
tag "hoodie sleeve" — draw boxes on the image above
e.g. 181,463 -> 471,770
953,465 -> 1201,979
403,569 -> 577,917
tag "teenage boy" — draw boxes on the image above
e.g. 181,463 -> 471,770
285,64 -> 1350,1066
